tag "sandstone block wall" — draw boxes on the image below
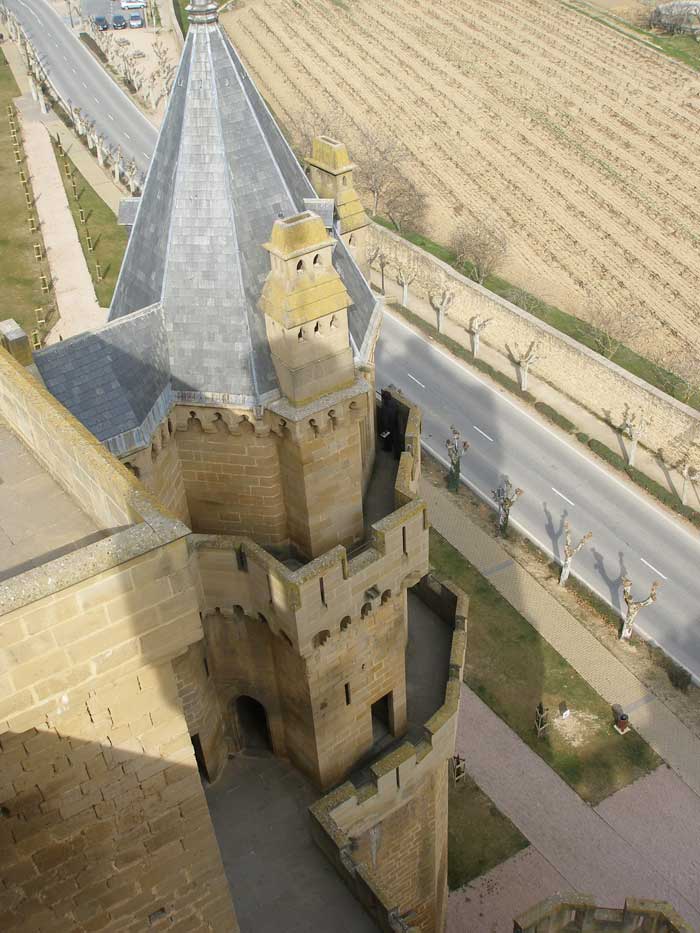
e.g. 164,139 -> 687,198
126,417 -> 191,528
0,664 -> 237,932
374,224 -> 700,457
310,580 -> 468,933
172,642 -> 227,784
174,406 -> 288,547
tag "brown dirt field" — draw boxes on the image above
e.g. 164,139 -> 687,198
223,0 -> 700,363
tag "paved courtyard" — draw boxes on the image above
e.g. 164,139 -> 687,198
205,754 -> 376,933
447,687 -> 700,931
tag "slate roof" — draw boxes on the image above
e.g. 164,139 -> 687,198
35,1 -> 379,450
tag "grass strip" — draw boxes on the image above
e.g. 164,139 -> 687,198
0,50 -> 49,336
52,140 -> 128,307
429,528 -> 661,805
448,773 -> 528,890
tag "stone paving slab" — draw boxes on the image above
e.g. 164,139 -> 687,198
454,687 -> 700,929
423,478 -> 700,798
447,846 -> 572,933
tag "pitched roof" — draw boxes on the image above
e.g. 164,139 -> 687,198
36,1 -> 379,448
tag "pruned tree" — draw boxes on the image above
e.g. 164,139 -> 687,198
395,252 -> 420,308
666,424 -> 700,505
492,479 -> 523,536
620,577 -> 661,641
451,219 -> 507,285
650,2 -> 700,36
469,315 -> 492,358
559,521 -> 592,586
125,159 -> 139,194
620,408 -> 647,467
366,227 -> 390,293
512,340 -> 542,392
383,173 -> 426,234
429,273 -> 454,333
445,426 -> 469,493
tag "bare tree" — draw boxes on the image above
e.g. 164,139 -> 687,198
451,219 -> 507,285
395,252 -> 420,308
366,228 -> 390,294
492,478 -> 523,536
288,107 -> 331,160
658,348 -> 700,406
445,426 -> 469,493
512,340 -> 542,392
469,315 -> 492,358
559,521 -> 592,586
125,159 -> 139,194
579,297 -> 647,361
620,408 -> 647,467
620,577 -> 660,641
506,286 -> 541,316
429,273 -> 454,334
352,129 -> 409,217
383,173 -> 426,234
666,424 -> 700,505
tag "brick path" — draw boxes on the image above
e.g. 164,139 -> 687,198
447,689 -> 700,931
423,478 -> 700,799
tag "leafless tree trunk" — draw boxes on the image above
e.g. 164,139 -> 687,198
451,219 -> 507,285
113,146 -> 123,184
512,340 -> 542,392
351,128 -> 409,217
620,577 -> 660,641
429,274 -> 454,333
559,520 -> 592,586
383,173 -> 426,234
445,426 -> 469,492
469,315 -> 492,358
395,254 -> 419,308
492,479 -> 523,536
125,159 -> 139,194
621,409 -> 647,467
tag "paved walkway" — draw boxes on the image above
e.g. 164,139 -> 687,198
377,271 -> 700,517
448,688 -> 700,931
422,478 -> 700,799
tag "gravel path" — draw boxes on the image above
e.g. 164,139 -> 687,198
448,687 -> 700,931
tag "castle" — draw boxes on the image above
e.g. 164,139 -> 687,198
0,1 -> 465,930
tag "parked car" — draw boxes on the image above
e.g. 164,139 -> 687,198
112,14 -> 127,29
94,16 -> 110,30
120,0 -> 145,8
129,12 -> 144,27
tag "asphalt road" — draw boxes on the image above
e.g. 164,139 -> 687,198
6,0 -> 699,678
377,311 -> 700,678
4,0 -> 157,175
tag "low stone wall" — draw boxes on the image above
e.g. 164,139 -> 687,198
514,894 -> 693,933
373,224 -> 700,458
309,579 -> 468,933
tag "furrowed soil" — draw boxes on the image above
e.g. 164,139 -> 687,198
223,0 -> 700,362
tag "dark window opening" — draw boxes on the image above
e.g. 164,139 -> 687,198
371,692 -> 393,744
203,656 -> 209,678
344,682 -> 351,706
191,733 -> 209,783
320,576 -> 326,606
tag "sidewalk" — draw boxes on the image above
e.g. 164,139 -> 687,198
448,689 -> 700,931
377,271 -> 700,517
15,95 -> 106,344
422,478 -> 700,798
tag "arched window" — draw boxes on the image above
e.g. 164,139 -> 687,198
298,328 -> 304,341
340,616 -> 351,631
361,603 -> 372,619
314,321 -> 321,335
342,175 -> 348,187
296,259 -> 304,274
313,253 -> 321,267
312,630 -> 330,649
381,589 -> 392,605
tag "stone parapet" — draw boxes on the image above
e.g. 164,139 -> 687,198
513,894 -> 693,933
309,579 -> 468,933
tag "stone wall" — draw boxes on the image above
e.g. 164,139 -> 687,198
374,224 -> 700,457
172,642 -> 228,784
174,406 -> 288,547
309,580 -> 468,933
514,894 -> 693,933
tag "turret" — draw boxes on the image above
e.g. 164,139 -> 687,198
260,211 -> 355,407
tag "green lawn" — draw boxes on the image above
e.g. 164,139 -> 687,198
0,50 -> 47,335
53,140 -> 128,307
448,773 -> 528,890
430,529 -> 661,805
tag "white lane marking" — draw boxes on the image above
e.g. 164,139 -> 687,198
383,309 -> 700,548
641,557 -> 668,581
108,113 -> 114,120
94,97 -> 100,103
142,151 -> 149,158
82,82 -> 88,89
473,425 -> 494,443
407,373 -> 425,388
552,486 -> 576,507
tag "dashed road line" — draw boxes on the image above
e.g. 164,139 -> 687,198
641,557 -> 668,581
551,486 -> 575,507
473,425 -> 494,443
407,373 -> 425,388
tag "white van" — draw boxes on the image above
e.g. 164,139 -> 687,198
120,0 -> 145,9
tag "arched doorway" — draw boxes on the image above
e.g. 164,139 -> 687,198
235,696 -> 272,752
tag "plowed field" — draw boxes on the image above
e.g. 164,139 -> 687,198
223,0 -> 700,361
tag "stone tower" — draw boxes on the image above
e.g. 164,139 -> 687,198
16,1 -> 457,929
305,135 -> 371,274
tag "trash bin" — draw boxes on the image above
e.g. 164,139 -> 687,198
616,712 -> 629,734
